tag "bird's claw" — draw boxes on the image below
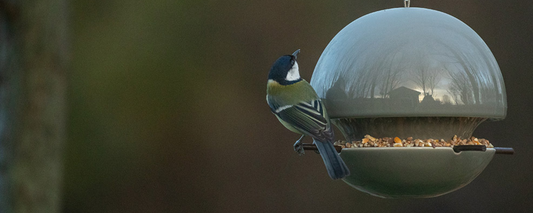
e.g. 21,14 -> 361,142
294,142 -> 305,156
293,135 -> 305,156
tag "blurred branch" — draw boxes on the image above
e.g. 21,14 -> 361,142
0,0 -> 68,212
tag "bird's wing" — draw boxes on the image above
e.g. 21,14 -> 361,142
274,99 -> 333,142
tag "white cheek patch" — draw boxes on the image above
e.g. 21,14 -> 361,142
285,62 -> 300,81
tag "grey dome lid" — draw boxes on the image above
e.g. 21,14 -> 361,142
310,7 -> 507,119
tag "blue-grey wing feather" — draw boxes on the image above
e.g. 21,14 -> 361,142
275,99 -> 333,142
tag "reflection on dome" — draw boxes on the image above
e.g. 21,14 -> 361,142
311,7 -> 506,119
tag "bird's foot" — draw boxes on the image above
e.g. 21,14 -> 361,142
293,135 -> 305,156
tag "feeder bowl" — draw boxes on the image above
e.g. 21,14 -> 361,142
310,7 -> 508,198
340,147 -> 495,198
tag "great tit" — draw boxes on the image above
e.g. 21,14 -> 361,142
266,49 -> 350,180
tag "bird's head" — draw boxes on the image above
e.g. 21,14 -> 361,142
268,49 -> 301,85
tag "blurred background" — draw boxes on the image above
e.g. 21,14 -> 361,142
65,0 -> 533,212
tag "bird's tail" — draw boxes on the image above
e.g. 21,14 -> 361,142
313,139 -> 350,180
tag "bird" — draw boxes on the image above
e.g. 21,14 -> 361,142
266,49 -> 350,180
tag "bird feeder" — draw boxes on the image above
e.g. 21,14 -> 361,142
310,6 -> 512,198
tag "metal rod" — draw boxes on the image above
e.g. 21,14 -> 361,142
494,147 -> 515,155
303,143 -> 514,155
453,145 -> 486,152
302,143 -> 342,153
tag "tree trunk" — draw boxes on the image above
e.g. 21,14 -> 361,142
0,0 -> 68,212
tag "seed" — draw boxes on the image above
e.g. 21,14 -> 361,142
394,137 -> 401,143
342,135 -> 493,149
365,134 -> 376,142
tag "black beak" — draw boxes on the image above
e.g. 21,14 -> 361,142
292,49 -> 300,59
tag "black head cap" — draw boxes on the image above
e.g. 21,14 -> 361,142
268,49 -> 301,85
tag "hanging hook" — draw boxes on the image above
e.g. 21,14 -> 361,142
404,0 -> 411,8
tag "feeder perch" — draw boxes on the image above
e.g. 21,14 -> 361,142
309,6 -> 511,198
